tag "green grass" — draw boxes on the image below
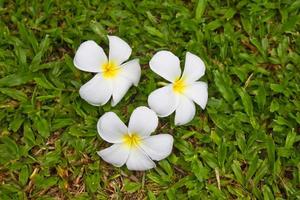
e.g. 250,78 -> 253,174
0,0 -> 300,199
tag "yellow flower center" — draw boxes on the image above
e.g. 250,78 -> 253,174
173,78 -> 186,93
101,61 -> 120,79
123,133 -> 141,148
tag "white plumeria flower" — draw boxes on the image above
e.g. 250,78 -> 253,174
97,106 -> 173,171
148,51 -> 208,125
73,36 -> 141,106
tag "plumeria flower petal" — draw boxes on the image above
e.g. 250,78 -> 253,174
97,106 -> 174,171
108,36 -> 132,65
139,134 -> 174,161
74,36 -> 141,106
126,148 -> 155,171
74,40 -> 108,73
120,59 -> 141,86
184,81 -> 208,109
149,51 -> 181,82
128,106 -> 158,137
182,52 -> 205,83
79,73 -> 112,106
111,76 -> 132,106
175,95 -> 195,125
148,51 -> 208,125
97,143 -> 130,167
148,85 -> 179,117
97,112 -> 128,143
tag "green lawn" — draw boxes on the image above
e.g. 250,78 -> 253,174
0,0 -> 300,199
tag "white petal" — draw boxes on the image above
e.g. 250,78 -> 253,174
111,76 -> 132,106
108,36 -> 132,65
184,81 -> 208,109
149,51 -> 181,82
148,85 -> 179,117
79,73 -> 112,106
139,134 -> 173,161
120,59 -> 141,86
128,106 -> 158,137
126,148 -> 156,171
175,95 -> 195,125
97,112 -> 128,143
182,52 -> 205,83
97,143 -> 130,167
74,40 -> 107,73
